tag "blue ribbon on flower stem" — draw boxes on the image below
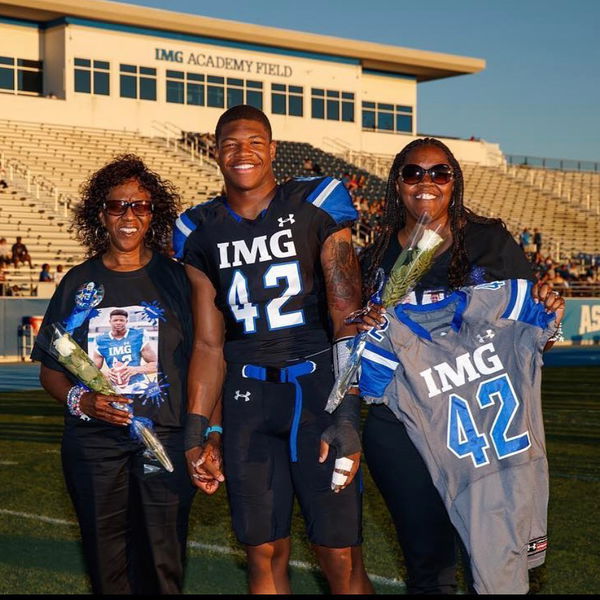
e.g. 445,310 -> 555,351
111,400 -> 155,443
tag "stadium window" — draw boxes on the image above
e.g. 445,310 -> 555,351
119,64 -> 156,100
271,83 -> 303,116
120,64 -> 137,98
187,73 -> 205,106
311,88 -> 325,119
377,103 -> 394,131
361,100 -> 413,134
16,59 -> 42,94
341,92 -> 354,122
74,58 -> 110,95
224,78 -> 263,110
207,75 -> 225,108
93,61 -> 110,95
246,80 -> 263,110
312,88 -> 354,122
395,105 -> 413,133
166,70 -> 185,104
0,57 -> 15,92
166,71 -> 205,106
227,78 -> 244,108
139,67 -> 156,101
326,90 -> 340,120
0,56 -> 42,96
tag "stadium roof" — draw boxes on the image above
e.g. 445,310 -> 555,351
1,0 -> 485,82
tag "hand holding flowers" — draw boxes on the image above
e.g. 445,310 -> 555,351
42,323 -> 174,472
325,213 -> 444,413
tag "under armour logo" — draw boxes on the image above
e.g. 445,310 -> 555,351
234,390 -> 251,402
277,214 -> 295,227
476,329 -> 496,343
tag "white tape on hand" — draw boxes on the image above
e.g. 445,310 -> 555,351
335,457 -> 354,472
332,471 -> 348,486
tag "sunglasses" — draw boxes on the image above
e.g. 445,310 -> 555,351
102,200 -> 153,217
399,163 -> 454,185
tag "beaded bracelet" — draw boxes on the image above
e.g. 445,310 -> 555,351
66,385 -> 91,421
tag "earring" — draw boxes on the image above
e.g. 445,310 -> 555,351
94,226 -> 108,240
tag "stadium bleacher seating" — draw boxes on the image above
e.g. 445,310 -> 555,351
326,148 -> 600,258
1,121 -> 598,296
0,120 -> 224,294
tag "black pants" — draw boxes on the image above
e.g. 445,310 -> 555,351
363,404 -> 473,595
61,422 -> 196,595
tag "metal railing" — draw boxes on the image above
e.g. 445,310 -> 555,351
149,121 -> 220,172
506,154 -> 600,172
0,152 -> 76,216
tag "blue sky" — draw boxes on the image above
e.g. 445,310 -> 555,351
124,0 -> 599,162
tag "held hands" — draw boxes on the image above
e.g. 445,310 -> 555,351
186,435 -> 224,494
79,391 -> 132,426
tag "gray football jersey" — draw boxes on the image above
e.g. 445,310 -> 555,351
359,279 -> 557,594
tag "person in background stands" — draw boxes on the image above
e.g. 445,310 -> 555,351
39,263 -> 53,282
54,264 -> 66,285
0,238 -> 11,267
533,228 -> 543,254
519,228 -> 532,252
12,236 -> 33,269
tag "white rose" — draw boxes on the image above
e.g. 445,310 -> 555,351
417,228 -> 443,251
54,334 -> 76,357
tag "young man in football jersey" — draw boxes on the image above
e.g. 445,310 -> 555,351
92,308 -> 157,391
174,105 -> 373,594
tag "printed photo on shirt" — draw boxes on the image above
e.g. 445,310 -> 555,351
87,305 -> 159,396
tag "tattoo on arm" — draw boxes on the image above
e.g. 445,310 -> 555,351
323,236 -> 361,313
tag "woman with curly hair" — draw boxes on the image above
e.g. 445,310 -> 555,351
31,154 -> 199,594
358,138 -> 565,594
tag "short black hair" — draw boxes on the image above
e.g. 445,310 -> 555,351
109,309 -> 128,319
215,104 -> 272,143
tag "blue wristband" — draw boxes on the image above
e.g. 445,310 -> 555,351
205,425 -> 223,439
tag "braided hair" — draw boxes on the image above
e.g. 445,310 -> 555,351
360,137 -> 503,301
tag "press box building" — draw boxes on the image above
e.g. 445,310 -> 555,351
0,0 -> 498,164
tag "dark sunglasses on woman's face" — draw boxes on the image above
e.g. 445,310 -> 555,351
102,200 -> 154,216
399,163 -> 454,185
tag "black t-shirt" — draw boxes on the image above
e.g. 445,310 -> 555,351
181,177 -> 357,365
31,253 -> 192,428
12,242 -> 28,257
377,221 -> 535,301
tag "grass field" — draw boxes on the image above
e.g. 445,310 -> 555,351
0,366 -> 599,594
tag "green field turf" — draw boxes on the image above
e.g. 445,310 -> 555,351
0,366 -> 598,594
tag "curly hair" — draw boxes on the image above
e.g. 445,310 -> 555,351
71,154 -> 181,258
360,137 -> 504,300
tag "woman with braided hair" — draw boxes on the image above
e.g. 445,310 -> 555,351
358,138 -> 565,594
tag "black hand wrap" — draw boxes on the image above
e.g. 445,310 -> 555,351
184,414 -> 209,451
320,393 -> 361,456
